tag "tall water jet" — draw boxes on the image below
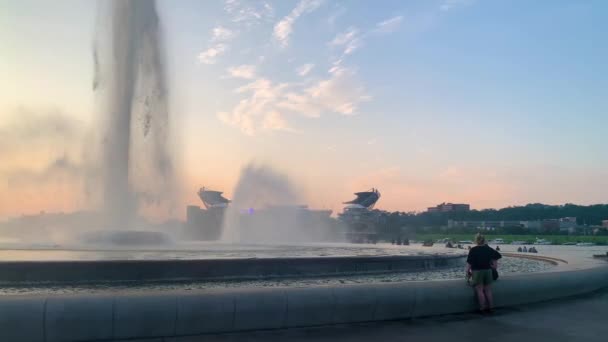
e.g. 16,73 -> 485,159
93,0 -> 173,227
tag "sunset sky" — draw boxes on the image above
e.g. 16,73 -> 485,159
1,0 -> 607,219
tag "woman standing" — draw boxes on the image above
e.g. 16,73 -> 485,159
466,233 -> 502,314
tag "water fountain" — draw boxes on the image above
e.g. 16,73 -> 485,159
2,3 -> 595,341
88,0 -> 173,243
0,0 -> 449,277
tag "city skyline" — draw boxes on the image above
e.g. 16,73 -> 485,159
1,0 -> 607,219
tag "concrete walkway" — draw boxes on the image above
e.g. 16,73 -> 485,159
166,289 -> 608,342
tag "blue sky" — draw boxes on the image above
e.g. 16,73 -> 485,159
1,0 -> 607,217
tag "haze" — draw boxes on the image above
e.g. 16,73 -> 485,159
1,0 -> 607,220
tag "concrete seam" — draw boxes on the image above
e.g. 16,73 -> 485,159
173,295 -> 178,336
231,294 -> 237,331
330,287 -> 337,324
371,287 -> 379,321
42,297 -> 48,342
111,296 -> 116,339
282,290 -> 289,328
411,286 -> 418,319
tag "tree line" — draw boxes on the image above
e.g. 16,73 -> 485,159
374,203 -> 608,235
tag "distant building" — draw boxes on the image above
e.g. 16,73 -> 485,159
339,189 -> 383,243
185,205 -> 225,240
448,220 -> 522,229
558,217 -> 578,232
184,188 -> 231,240
428,203 -> 470,213
447,217 -> 579,233
541,219 -> 560,232
519,220 -> 540,230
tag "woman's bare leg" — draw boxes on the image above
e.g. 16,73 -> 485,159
483,285 -> 494,309
475,284 -> 487,310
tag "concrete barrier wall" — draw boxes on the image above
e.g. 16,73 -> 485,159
0,255 -> 465,284
1,266 -> 607,342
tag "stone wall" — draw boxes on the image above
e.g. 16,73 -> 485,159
0,255 -> 465,283
1,265 -> 607,342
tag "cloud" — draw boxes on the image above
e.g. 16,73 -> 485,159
374,15 -> 403,33
197,24 -> 234,65
300,66 -> 370,115
328,16 -> 404,60
225,0 -> 274,26
198,1 -> 275,65
296,63 -> 314,76
440,0 -> 474,11
217,78 -> 289,135
274,0 -> 324,47
262,111 -> 294,132
276,92 -> 322,118
329,27 -> 362,55
227,64 -> 256,79
211,26 -> 234,42
198,44 -> 227,64
218,66 -> 369,135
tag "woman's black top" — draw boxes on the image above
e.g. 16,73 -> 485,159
466,245 -> 502,270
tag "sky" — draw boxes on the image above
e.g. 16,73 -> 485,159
1,0 -> 607,219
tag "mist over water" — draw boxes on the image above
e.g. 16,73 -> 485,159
222,163 -> 332,244
93,0 -> 173,228
222,164 -> 300,243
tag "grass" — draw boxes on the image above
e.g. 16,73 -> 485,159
413,234 -> 608,245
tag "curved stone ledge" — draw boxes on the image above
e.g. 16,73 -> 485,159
502,252 -> 567,265
0,255 -> 465,284
1,265 -> 607,342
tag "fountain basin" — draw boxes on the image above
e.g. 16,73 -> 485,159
0,254 -> 465,284
1,263 -> 607,342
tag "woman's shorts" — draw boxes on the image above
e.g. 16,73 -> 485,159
471,269 -> 493,286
